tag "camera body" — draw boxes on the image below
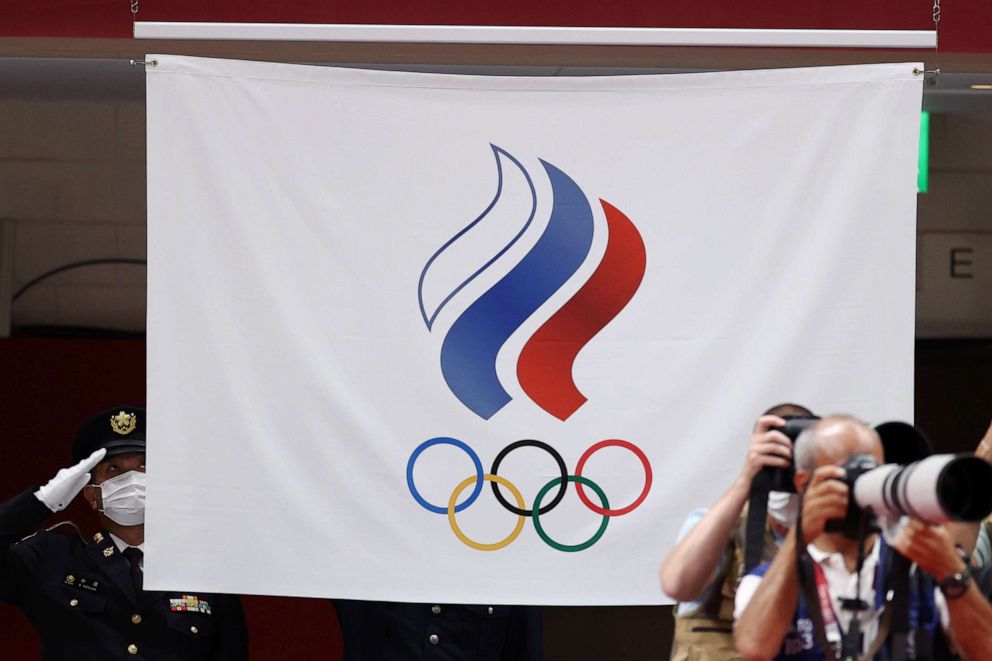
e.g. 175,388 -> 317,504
755,416 -> 820,493
824,453 -> 880,538
825,452 -> 992,539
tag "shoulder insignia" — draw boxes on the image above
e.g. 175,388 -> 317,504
18,520 -> 86,545
93,532 -> 104,543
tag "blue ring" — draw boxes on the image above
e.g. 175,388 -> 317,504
407,437 -> 484,514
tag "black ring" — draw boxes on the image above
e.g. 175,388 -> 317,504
490,439 -> 568,517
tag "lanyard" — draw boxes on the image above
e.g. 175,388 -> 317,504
811,560 -> 843,644
800,543 -> 885,660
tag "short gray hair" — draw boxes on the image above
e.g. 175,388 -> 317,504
793,426 -> 820,472
793,414 -> 869,472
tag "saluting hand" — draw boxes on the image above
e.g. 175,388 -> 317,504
34,448 -> 107,512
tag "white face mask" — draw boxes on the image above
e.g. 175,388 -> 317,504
98,470 -> 146,526
767,490 -> 799,528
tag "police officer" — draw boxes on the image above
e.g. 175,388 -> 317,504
0,405 -> 248,660
334,600 -> 542,660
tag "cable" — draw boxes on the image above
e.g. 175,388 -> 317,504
12,258 -> 147,302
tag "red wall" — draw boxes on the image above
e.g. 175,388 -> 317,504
0,1 -> 989,53
0,338 -> 342,660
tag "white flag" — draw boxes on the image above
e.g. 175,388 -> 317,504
146,56 -> 922,604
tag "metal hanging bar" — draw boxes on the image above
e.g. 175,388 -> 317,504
133,23 -> 937,49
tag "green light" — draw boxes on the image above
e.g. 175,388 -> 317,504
918,111 -> 929,193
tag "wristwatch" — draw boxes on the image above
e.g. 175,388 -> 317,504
938,568 -> 972,600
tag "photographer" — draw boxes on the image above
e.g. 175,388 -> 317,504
660,403 -> 813,660
891,520 -> 992,660
735,416 -> 992,659
734,416 -> 929,659
955,419 -> 992,567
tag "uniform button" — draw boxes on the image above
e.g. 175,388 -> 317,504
127,644 -> 138,655
429,634 -> 439,645
487,606 -> 494,615
191,626 -> 199,634
431,605 -> 441,615
131,614 -> 142,624
69,599 -> 79,607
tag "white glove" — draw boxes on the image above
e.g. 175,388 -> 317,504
34,448 -> 107,512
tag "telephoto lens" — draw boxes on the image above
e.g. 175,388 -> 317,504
852,454 -> 992,524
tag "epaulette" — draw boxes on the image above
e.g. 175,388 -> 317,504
19,520 -> 89,544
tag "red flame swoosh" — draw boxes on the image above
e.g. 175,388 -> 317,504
517,199 -> 647,421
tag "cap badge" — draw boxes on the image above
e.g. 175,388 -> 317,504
110,411 -> 137,436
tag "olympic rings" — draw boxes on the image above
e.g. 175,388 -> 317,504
490,439 -> 568,516
575,439 -> 652,516
407,437 -> 484,514
532,476 -> 610,552
407,437 -> 652,552
448,474 -> 526,551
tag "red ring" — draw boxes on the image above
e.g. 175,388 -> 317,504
574,439 -> 652,516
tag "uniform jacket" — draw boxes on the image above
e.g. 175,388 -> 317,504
334,599 -> 542,661
0,489 -> 248,660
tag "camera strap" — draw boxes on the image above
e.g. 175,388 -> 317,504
887,551 -> 912,660
745,482 -> 770,572
879,550 -> 933,661
795,504 -> 842,659
795,503 -> 894,660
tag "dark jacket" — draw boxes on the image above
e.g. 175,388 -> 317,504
334,599 -> 542,661
0,489 -> 248,660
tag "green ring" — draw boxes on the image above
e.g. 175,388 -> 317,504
532,475 -> 609,552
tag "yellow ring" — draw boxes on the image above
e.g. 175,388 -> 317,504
447,474 -> 526,551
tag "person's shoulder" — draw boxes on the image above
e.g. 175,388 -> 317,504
13,524 -> 88,554
684,507 -> 708,522
675,507 -> 710,540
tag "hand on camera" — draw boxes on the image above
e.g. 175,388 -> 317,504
741,415 -> 793,484
800,465 -> 848,541
891,519 -> 967,581
34,448 -> 107,513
